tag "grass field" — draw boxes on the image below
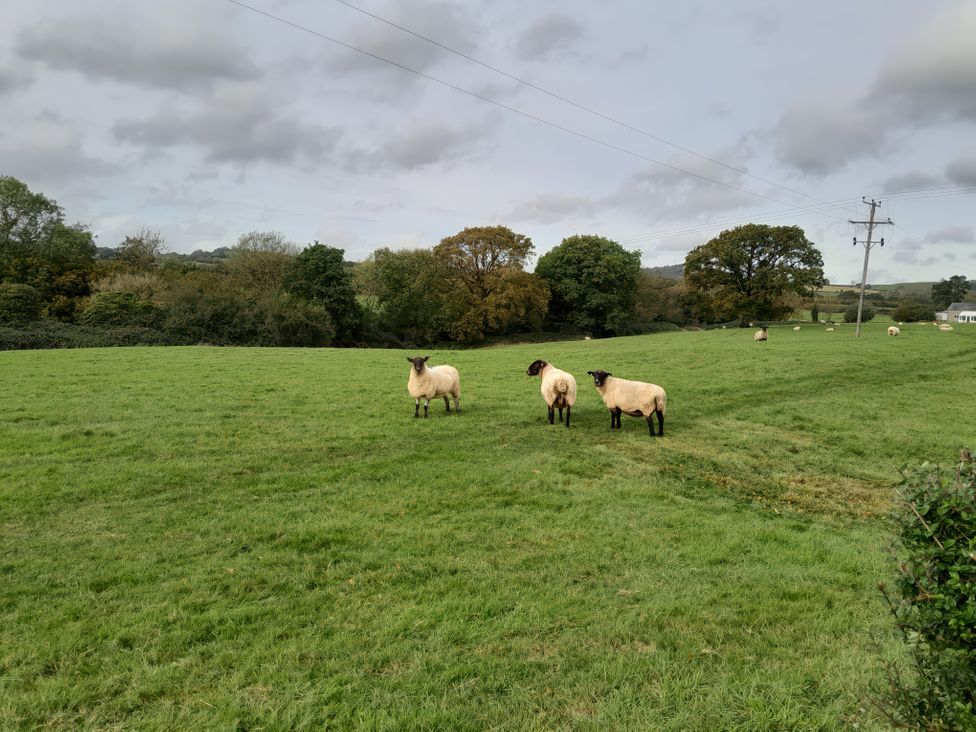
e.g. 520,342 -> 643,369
2,322 -> 975,729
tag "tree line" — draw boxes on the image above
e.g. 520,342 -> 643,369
1,174 -> 969,349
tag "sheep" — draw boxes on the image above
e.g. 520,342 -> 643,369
406,356 -> 460,418
888,326 -> 900,336
939,324 -> 954,332
526,360 -> 577,427
793,326 -> 801,331
826,327 -> 835,332
586,370 -> 666,437
754,327 -> 768,342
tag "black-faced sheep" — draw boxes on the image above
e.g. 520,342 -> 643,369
526,360 -> 577,428
887,326 -> 900,336
754,327 -> 768,342
406,356 -> 460,418
586,370 -> 666,437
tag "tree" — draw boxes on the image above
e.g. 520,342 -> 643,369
634,273 -> 692,326
534,234 -> 642,336
684,224 -> 825,322
224,231 -> 297,299
284,243 -> 362,345
931,275 -> 969,310
844,304 -> 875,323
367,247 -> 453,344
891,299 -> 935,323
116,227 -> 166,271
0,175 -> 63,255
433,225 -> 549,342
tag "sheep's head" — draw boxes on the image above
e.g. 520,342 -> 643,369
587,370 -> 611,387
407,355 -> 430,373
526,360 -> 548,376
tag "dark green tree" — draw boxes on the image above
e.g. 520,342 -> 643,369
684,224 -> 825,322
843,304 -> 875,323
535,234 -> 642,336
931,275 -> 969,310
285,243 -> 362,345
891,299 -> 935,323
368,247 -> 453,344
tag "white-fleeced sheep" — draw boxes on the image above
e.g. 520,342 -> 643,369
406,356 -> 460,418
586,370 -> 666,437
888,326 -> 900,336
826,327 -> 835,332
754,327 -> 768,341
940,324 -> 954,331
526,360 -> 577,427
793,326 -> 801,331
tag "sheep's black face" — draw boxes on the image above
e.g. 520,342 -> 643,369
526,360 -> 547,376
407,356 -> 430,373
587,370 -> 611,387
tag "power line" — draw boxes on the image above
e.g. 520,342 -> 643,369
330,0 -> 858,216
224,0 -> 851,224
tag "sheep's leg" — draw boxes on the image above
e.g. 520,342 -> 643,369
615,409 -> 623,429
558,407 -> 564,423
414,399 -> 420,418
548,405 -> 555,425
609,409 -> 616,429
453,394 -> 461,415
443,395 -> 451,413
423,399 -> 429,418
656,410 -> 664,437
646,414 -> 656,436
565,405 -> 571,428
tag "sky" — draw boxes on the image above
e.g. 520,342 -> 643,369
2,0 -> 974,285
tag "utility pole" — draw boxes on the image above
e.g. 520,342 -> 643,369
849,198 -> 893,338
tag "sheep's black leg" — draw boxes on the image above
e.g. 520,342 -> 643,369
565,405 -> 571,428
453,395 -> 461,415
656,410 -> 664,437
423,399 -> 429,418
548,405 -> 555,424
646,414 -> 655,436
414,399 -> 420,418
558,407 -> 564,423
444,395 -> 451,413
609,409 -> 616,429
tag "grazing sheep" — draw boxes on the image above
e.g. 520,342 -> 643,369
793,326 -> 801,331
826,327 -> 835,332
584,336 -> 592,341
754,327 -> 768,341
406,356 -> 460,418
526,360 -> 577,427
586,370 -> 666,437
888,326 -> 900,336
940,324 -> 954,331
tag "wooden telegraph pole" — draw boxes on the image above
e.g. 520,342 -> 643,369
849,198 -> 893,338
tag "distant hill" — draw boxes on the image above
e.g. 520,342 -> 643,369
644,263 -> 684,280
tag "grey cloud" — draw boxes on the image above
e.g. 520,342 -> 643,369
946,158 -> 976,185
740,6 -> 782,36
926,226 -> 974,245
505,193 -> 596,225
892,237 -> 945,266
513,14 -> 584,61
342,117 -> 495,172
774,5 -> 976,175
113,86 -> 341,167
882,171 -> 943,194
0,67 -> 33,95
0,114 -> 117,183
328,1 -> 478,74
16,6 -> 258,91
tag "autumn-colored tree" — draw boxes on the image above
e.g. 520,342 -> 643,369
224,231 -> 297,299
434,225 -> 549,341
684,224 -> 824,322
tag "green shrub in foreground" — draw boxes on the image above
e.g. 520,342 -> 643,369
878,450 -> 976,730
844,304 -> 876,323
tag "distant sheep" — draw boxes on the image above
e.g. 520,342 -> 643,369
754,327 -> 768,342
584,336 -> 592,341
406,356 -> 460,418
826,327 -> 835,332
940,324 -> 954,331
586,370 -> 666,437
793,326 -> 801,331
527,360 -> 577,428
888,326 -> 900,336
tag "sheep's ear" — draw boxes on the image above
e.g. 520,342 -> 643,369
406,357 -> 413,363
605,372 -> 612,378
586,371 -> 594,375
423,355 -> 430,361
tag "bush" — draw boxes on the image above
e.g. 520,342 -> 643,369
259,295 -> 334,347
891,300 -> 936,323
843,304 -> 876,323
877,450 -> 976,730
0,320 -> 182,350
80,292 -> 164,328
0,283 -> 43,323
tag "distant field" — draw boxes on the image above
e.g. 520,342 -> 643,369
2,323 -> 975,729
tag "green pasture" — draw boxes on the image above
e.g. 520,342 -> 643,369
2,321 -> 974,729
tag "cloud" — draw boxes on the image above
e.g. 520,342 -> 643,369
945,157 -> 976,186
0,113 -> 118,184
891,237 -> 945,266
342,117 -> 496,172
327,0 -> 478,75
16,4 -> 258,91
740,6 -> 782,36
882,171 -> 943,194
504,193 -> 596,224
513,14 -> 584,60
0,67 -> 33,95
113,84 -> 341,167
926,226 -> 974,245
773,4 -> 976,174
